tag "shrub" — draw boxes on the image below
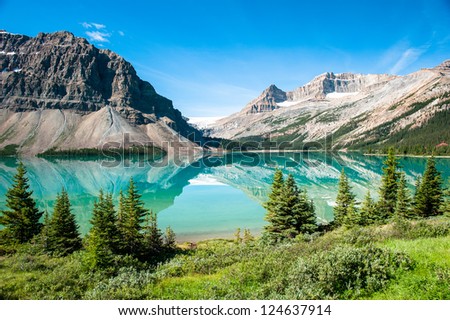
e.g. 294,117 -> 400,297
284,245 -> 413,299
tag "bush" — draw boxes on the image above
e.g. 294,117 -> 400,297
284,245 -> 414,299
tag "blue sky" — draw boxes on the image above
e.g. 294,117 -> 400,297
1,0 -> 450,117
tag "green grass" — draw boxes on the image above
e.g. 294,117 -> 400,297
1,218 -> 450,299
371,236 -> 450,299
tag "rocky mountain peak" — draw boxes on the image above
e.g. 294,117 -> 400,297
0,31 -> 201,138
242,84 -> 287,114
433,59 -> 450,71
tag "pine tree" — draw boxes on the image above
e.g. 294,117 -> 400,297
0,162 -> 43,245
117,190 -> 125,233
277,175 -> 317,239
263,173 -> 317,241
117,178 -> 148,255
291,188 -> 317,235
142,210 -> 163,256
394,172 -> 415,219
359,191 -> 377,226
263,169 -> 285,240
333,169 -> 357,227
164,226 -> 176,249
47,188 -> 82,255
414,156 -> 443,217
377,148 -> 400,220
84,190 -> 118,269
38,210 -> 51,250
441,180 -> 450,216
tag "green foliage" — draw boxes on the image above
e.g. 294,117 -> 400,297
285,246 -> 413,299
333,169 -> 357,226
377,148 -> 400,220
84,190 -> 119,270
0,144 -> 19,156
394,172 -> 415,219
441,180 -> 450,215
45,188 -> 82,256
414,156 -> 443,217
164,227 -> 177,249
0,162 -> 43,245
142,210 -> 164,259
264,172 -> 317,242
359,191 -> 378,226
117,178 -> 148,255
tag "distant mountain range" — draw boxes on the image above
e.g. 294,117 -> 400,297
1,30 -> 449,156
206,61 -> 450,153
0,31 -> 201,155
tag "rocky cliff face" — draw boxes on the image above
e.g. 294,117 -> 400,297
287,72 -> 396,101
208,61 -> 450,150
0,31 -> 201,155
243,84 -> 286,114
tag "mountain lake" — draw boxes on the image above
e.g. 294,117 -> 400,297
0,152 -> 449,242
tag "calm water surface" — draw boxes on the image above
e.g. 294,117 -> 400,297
0,153 -> 449,241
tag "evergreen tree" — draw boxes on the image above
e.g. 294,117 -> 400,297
38,210 -> 51,251
277,174 -> 301,239
164,226 -> 177,249
291,188 -> 317,235
441,180 -> 450,216
394,172 -> 415,219
377,148 -> 400,220
117,190 -> 125,233
263,173 -> 317,241
117,178 -> 148,255
0,162 -> 43,245
359,191 -> 377,226
263,169 -> 285,240
47,188 -> 82,255
333,169 -> 357,227
142,210 -> 163,256
414,156 -> 443,217
84,190 -> 118,269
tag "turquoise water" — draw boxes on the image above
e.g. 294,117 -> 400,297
0,153 -> 449,241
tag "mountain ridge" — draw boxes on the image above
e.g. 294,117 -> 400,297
0,31 -> 202,155
207,60 -> 450,153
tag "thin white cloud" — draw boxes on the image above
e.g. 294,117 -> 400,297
81,22 -> 92,29
389,46 -> 429,74
118,31 -> 125,36
85,31 -> 111,43
92,23 -> 106,30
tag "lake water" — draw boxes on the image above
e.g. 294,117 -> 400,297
0,153 -> 449,242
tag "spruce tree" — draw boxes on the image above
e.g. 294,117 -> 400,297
38,210 -> 51,251
292,188 -> 317,235
441,180 -> 450,216
0,162 -> 43,245
117,178 -> 148,255
394,172 -> 415,219
85,190 -> 118,269
277,175 -> 316,239
263,169 -> 285,240
47,188 -> 82,255
333,169 -> 357,227
359,191 -> 377,226
414,156 -> 443,217
263,173 -> 317,241
164,226 -> 177,249
377,148 -> 400,220
142,210 -> 163,256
